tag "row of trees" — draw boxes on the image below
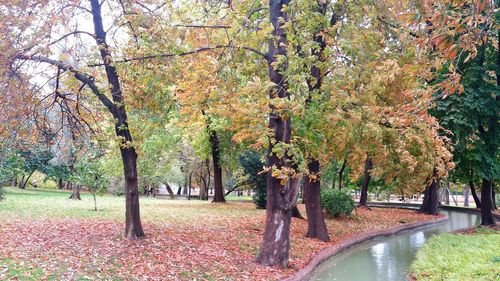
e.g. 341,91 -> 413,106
0,0 -> 497,268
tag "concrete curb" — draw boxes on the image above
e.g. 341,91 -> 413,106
281,215 -> 448,281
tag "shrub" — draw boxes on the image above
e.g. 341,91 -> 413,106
321,189 -> 355,217
239,150 -> 266,209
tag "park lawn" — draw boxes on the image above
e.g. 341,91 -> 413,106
1,187 -> 437,281
411,226 -> 500,281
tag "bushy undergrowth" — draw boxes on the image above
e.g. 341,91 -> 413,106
320,189 -> 355,217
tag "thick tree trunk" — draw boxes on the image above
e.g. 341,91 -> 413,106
256,176 -> 299,268
469,180 -> 481,208
91,0 -> 143,240
359,158 -> 372,207
463,186 -> 470,207
304,160 -> 329,241
57,178 -> 64,189
69,183 -> 81,200
177,185 -> 182,195
419,174 -> 440,215
480,179 -> 495,225
338,158 -> 347,190
18,175 -> 25,189
210,130 -> 225,203
121,149 -> 144,239
199,175 -> 208,200
182,174 -> 188,195
256,0 -> 295,268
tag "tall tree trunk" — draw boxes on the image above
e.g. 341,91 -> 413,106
91,0 -> 143,240
338,158 -> 347,190
188,173 -> 192,200
57,178 -> 64,189
256,0 -> 294,268
210,130 -> 225,203
182,174 -> 188,195
18,175 -> 25,189
359,158 -> 372,207
469,180 -> 481,208
480,179 -> 495,225
11,177 -> 17,187
165,183 -> 175,199
463,186 -> 470,207
69,183 -> 81,200
444,186 -> 450,205
177,185 -> 182,195
492,186 -> 497,210
304,160 -> 330,242
419,171 -> 440,215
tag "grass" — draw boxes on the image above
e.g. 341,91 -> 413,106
411,227 -> 500,281
0,186 -> 260,226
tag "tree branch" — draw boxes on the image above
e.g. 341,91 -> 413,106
48,31 -> 96,46
87,44 -> 269,66
14,54 -> 115,115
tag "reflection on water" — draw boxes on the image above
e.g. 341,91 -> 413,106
309,211 -> 480,281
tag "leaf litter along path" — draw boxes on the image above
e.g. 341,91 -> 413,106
0,204 -> 437,281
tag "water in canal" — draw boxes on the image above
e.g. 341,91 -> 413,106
309,210 -> 481,281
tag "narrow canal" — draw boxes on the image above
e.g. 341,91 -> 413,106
309,210 -> 481,281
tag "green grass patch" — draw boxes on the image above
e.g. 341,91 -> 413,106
0,186 -> 260,225
411,229 -> 500,281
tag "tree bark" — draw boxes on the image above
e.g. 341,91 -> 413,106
419,171 -> 440,215
463,186 -> 470,207
444,186 -> 450,205
469,180 -> 481,208
182,174 -> 188,195
18,175 -> 25,189
338,158 -> 347,190
210,130 -> 225,203
57,178 -> 64,189
90,0 -> 143,240
165,183 -> 175,199
492,186 -> 497,210
256,0 -> 295,268
188,173 -> 192,200
304,160 -> 330,242
69,183 -> 81,200
480,179 -> 495,225
359,158 -> 372,207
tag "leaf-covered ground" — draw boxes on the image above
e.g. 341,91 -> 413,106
0,188 -> 437,280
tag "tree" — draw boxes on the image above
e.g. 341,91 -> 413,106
2,0 -> 144,239
406,0 -> 498,224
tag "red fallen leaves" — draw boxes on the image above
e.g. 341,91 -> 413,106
0,205 -> 436,280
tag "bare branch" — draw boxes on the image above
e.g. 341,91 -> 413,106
15,54 -> 115,115
48,31 -> 96,47
173,24 -> 232,29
